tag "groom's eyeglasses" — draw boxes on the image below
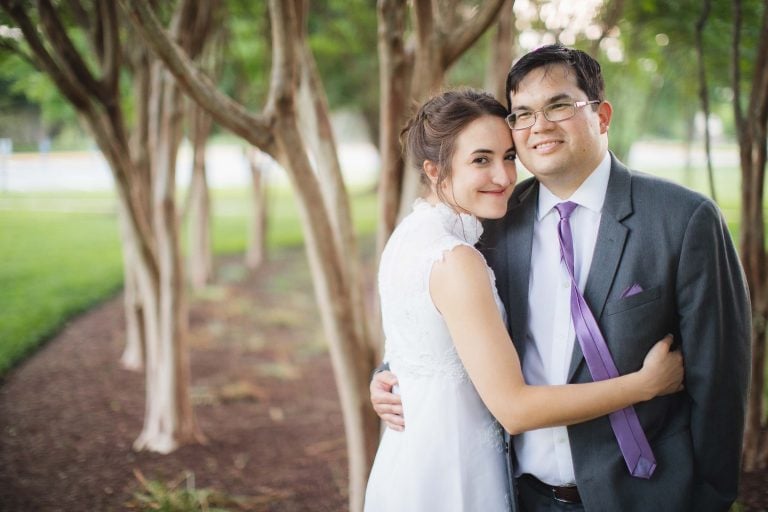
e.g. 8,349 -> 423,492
505,100 -> 601,130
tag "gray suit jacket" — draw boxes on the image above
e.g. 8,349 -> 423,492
481,154 -> 751,512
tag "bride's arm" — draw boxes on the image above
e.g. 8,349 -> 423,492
430,245 -> 683,436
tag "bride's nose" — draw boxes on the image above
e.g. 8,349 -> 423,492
491,160 -> 515,187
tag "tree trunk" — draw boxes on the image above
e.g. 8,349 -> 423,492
682,113 -> 695,186
376,0 -> 506,253
395,0 -> 448,222
133,59 -> 205,451
733,0 -> 768,471
694,0 -> 717,203
272,112 -> 379,512
375,0 -> 411,257
740,125 -> 768,470
118,198 -> 145,371
484,0 -> 516,104
0,0 -> 211,454
244,146 -> 268,269
187,101 -> 214,288
120,1 -> 380,507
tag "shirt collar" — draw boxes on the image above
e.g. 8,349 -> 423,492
537,152 -> 611,220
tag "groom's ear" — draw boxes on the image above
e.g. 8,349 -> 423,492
423,160 -> 439,185
597,100 -> 613,134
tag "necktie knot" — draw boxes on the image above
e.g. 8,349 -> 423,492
555,201 -> 578,220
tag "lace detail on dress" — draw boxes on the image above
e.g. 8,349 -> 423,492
480,419 -> 506,454
388,343 -> 469,382
413,198 -> 483,246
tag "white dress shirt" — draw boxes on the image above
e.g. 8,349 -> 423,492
514,152 -> 612,485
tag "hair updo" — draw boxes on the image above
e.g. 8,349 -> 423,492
400,89 -> 509,200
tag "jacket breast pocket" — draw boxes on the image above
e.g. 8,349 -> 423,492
604,286 -> 662,316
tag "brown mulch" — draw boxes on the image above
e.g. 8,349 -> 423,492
0,249 -> 348,512
1,246 -> 767,511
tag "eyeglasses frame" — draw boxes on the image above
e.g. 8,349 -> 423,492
506,100 -> 601,131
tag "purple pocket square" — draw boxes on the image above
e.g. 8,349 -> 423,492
621,283 -> 644,298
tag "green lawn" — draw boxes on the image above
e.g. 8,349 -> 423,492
0,186 -> 377,374
0,207 -> 123,373
0,163 -> 763,375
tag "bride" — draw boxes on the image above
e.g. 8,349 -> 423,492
364,89 -> 683,511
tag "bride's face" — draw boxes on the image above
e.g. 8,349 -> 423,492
441,116 -> 517,220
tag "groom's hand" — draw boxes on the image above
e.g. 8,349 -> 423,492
370,370 -> 405,431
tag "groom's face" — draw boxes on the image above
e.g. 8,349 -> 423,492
508,64 -> 611,197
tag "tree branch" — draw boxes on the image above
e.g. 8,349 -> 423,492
442,0 -> 506,68
263,0 -> 297,121
37,0 -> 103,100
732,0 -> 744,139
98,0 -> 120,97
120,0 -> 274,151
695,0 -> 717,202
749,0 -> 768,125
412,0 -> 434,58
63,0 -> 91,35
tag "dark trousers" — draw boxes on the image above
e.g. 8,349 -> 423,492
516,476 -> 586,512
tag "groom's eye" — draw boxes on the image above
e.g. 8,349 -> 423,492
514,111 -> 533,122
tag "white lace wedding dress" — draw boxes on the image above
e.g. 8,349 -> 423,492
364,199 -> 511,512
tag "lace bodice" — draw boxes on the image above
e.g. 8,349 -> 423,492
378,199 -> 504,381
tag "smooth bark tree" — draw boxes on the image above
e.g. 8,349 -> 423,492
694,0 -> 717,202
0,0 -> 216,453
131,0 -> 218,452
186,101 -> 214,288
184,26 -> 223,289
118,32 -> 153,372
734,0 -> 768,471
244,146 -> 268,269
120,1 -> 378,508
484,0 -> 517,103
376,0 -> 507,255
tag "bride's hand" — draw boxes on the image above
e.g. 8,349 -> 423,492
638,335 -> 684,399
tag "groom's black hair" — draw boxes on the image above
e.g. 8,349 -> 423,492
505,44 -> 605,110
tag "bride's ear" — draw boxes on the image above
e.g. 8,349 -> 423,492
423,160 -> 439,185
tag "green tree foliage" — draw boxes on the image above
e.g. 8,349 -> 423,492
0,35 -> 81,149
603,0 -> 764,156
309,0 -> 378,111
216,0 -> 270,110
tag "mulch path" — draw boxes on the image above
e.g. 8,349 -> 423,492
0,246 -> 766,511
0,249 -> 348,511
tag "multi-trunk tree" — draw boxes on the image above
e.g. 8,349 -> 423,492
0,0 -> 217,453
376,0 -> 508,255
734,0 -> 768,471
119,1 -> 378,509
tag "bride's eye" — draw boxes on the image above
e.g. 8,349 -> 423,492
472,156 -> 489,164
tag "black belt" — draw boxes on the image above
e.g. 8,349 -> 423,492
518,474 -> 582,504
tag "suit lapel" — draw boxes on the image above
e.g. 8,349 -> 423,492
567,155 -> 633,381
505,181 -> 537,355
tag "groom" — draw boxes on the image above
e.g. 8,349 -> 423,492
370,45 -> 751,511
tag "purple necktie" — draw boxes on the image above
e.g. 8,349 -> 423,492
555,201 -> 656,479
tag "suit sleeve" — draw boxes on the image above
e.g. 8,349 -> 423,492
676,200 -> 751,511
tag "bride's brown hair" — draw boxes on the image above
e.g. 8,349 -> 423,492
400,89 -> 509,202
